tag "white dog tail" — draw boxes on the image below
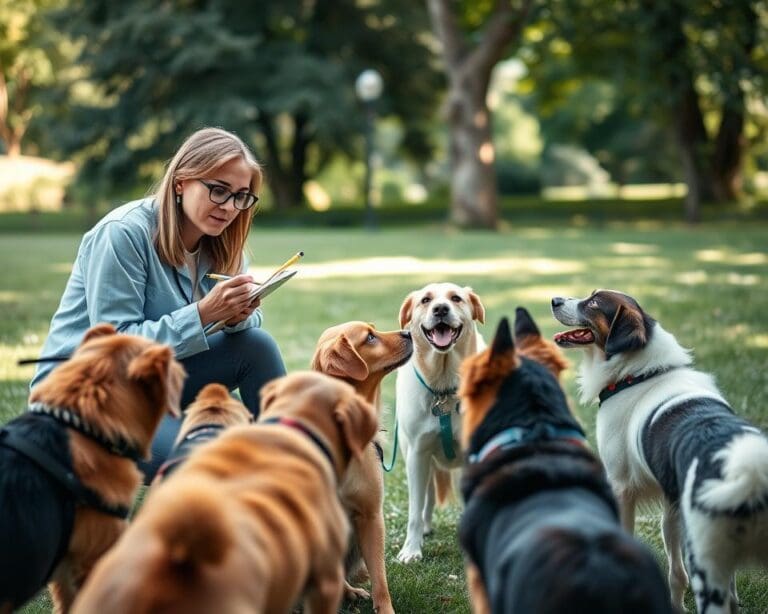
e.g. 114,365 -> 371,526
697,432 -> 768,512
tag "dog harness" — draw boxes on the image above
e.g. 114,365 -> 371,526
260,416 -> 336,471
468,424 -> 587,464
413,366 -> 460,460
154,423 -> 226,481
598,366 -> 679,406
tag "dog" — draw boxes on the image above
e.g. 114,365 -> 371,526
151,382 -> 252,484
513,306 -> 569,380
395,282 -> 485,563
311,321 -> 413,613
72,371 -> 379,614
552,289 -> 768,613
458,316 -> 672,614
0,324 -> 185,613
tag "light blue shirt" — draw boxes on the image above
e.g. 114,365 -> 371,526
32,198 -> 262,388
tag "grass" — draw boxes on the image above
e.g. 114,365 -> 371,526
1,218 -> 767,613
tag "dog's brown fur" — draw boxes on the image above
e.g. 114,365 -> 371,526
311,321 -> 413,614
72,372 -> 378,614
149,383 -> 252,488
174,383 -> 252,442
459,309 -> 570,613
23,323 -> 185,613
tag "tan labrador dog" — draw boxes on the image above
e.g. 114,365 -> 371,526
395,283 -> 485,563
312,321 -> 413,614
72,372 -> 378,614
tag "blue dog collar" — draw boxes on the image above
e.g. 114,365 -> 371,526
469,424 -> 586,464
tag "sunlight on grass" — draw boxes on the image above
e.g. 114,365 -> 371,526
746,334 -> 768,349
249,255 -> 585,279
609,242 -> 659,255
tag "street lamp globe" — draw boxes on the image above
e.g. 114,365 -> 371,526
355,69 -> 383,102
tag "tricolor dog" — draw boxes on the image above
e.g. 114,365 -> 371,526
395,282 -> 485,563
552,289 -> 768,613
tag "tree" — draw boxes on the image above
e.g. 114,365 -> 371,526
47,1 -> 442,209
525,0 -> 767,222
0,0 -> 67,156
427,0 -> 534,228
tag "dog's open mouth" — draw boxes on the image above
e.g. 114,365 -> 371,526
422,323 -> 462,350
554,328 -> 595,347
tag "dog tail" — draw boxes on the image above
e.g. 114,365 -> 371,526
153,479 -> 234,567
434,468 -> 453,505
697,431 -> 768,512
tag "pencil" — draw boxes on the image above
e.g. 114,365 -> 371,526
270,250 -> 304,277
205,273 -> 232,281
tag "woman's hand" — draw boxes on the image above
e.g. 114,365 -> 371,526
225,297 -> 261,326
197,275 -> 258,326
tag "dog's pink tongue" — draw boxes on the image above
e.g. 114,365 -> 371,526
431,328 -> 453,347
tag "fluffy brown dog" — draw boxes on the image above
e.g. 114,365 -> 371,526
311,321 -> 413,614
72,371 -> 379,614
151,383 -> 252,483
0,324 -> 185,613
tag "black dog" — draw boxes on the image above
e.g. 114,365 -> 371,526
458,317 -> 672,614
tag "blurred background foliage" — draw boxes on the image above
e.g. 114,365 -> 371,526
1,0 -> 767,227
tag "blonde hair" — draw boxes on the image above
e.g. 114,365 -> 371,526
154,127 -> 263,275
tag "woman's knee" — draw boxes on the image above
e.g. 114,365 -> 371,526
227,328 -> 286,375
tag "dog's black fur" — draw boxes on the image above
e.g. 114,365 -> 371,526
0,414 -> 77,609
459,318 -> 672,614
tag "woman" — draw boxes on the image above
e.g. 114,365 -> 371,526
31,127 -> 286,479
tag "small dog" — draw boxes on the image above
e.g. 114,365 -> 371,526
152,383 -> 252,483
312,321 -> 413,613
459,316 -> 672,614
72,372 -> 379,614
0,324 -> 185,613
395,282 -> 485,563
552,289 -> 768,613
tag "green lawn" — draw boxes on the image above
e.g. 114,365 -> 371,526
1,219 -> 767,613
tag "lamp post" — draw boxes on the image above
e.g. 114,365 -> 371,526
355,69 -> 383,230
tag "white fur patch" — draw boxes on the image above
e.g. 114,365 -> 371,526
697,432 -> 768,511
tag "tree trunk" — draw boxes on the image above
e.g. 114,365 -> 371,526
258,113 -> 307,210
711,103 -> 745,203
427,0 -> 532,229
446,85 -> 497,227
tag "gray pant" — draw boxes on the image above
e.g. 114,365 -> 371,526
139,327 -> 286,482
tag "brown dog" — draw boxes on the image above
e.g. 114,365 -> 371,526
0,324 -> 185,613
513,306 -> 568,380
311,321 -> 413,614
72,371 -> 379,614
151,383 -> 252,483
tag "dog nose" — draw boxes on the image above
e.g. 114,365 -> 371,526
551,297 -> 565,308
400,330 -> 411,340
433,304 -> 449,318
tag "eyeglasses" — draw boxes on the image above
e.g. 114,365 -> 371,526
198,180 -> 259,211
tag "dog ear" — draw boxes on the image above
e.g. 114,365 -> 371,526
605,304 -> 648,359
514,307 -> 541,341
81,323 -> 117,344
399,293 -> 416,328
465,288 -> 486,324
128,345 -> 181,416
313,334 -> 369,381
334,394 -> 378,459
259,378 -> 281,415
490,317 -> 515,358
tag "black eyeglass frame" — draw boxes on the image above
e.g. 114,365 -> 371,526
197,179 -> 259,211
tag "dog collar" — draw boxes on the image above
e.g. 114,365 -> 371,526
468,424 -> 586,464
28,402 -> 144,463
598,367 -> 678,406
261,416 -> 336,471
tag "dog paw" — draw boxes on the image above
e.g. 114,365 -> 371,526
396,545 -> 423,564
344,582 -> 370,601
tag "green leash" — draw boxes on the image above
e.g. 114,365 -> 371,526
413,366 -> 459,461
381,416 -> 398,473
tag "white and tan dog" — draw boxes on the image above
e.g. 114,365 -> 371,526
395,283 -> 485,563
552,289 -> 768,614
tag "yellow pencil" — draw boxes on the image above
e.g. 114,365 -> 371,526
270,250 -> 304,278
205,273 -> 232,281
